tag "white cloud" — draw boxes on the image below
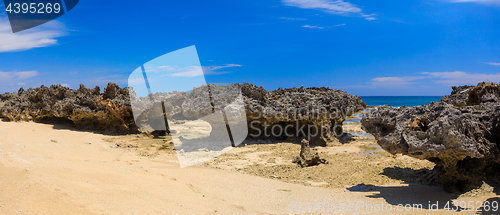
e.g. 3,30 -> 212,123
14,71 -> 39,79
0,70 -> 39,85
88,74 -> 128,86
301,23 -> 345,29
202,64 -> 242,75
422,71 -> 500,85
484,62 -> 500,66
282,0 -> 377,20
370,76 -> 426,87
280,17 -> 307,21
346,71 -> 500,90
361,14 -> 377,21
447,0 -> 500,4
302,25 -> 325,29
0,70 -> 38,80
168,66 -> 204,77
369,71 -> 500,87
146,64 -> 241,78
282,0 -> 361,13
0,15 -> 67,52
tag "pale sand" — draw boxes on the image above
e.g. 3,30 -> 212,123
0,120 -> 495,214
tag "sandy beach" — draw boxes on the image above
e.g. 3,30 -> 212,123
1,0 -> 498,213
0,119 -> 497,214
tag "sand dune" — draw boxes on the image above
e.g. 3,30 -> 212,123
0,120 -> 493,214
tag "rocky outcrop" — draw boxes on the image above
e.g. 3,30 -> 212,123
0,83 -> 137,134
362,82 -> 500,192
292,139 -> 327,167
131,83 -> 366,145
241,83 -> 366,145
440,82 -> 499,107
0,82 -> 366,144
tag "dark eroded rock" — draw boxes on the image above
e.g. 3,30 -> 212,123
0,83 -> 137,134
362,83 -> 500,192
242,83 -> 366,145
0,82 -> 366,144
132,83 -> 366,145
440,82 -> 499,107
292,139 -> 327,167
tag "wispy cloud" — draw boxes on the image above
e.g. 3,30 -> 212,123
168,66 -> 204,77
446,0 -> 500,5
203,64 -> 242,75
0,15 -> 68,52
301,23 -> 345,29
370,71 -> 500,87
370,76 -> 426,87
282,0 -> 361,13
335,71 -> 500,92
361,14 -> 377,21
282,0 -> 377,20
145,64 -> 242,78
280,17 -> 307,21
14,71 -> 39,79
422,71 -> 500,85
0,71 -> 39,86
88,74 -> 128,85
302,25 -> 325,29
483,62 -> 500,66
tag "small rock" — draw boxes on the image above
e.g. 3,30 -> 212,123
292,139 -> 327,167
84,142 -> 91,145
50,140 -> 57,143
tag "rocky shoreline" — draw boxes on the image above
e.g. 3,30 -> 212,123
362,82 -> 500,192
5,81 -> 499,193
0,83 -> 366,145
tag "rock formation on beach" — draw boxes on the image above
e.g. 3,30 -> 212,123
361,82 -> 500,192
241,83 -> 366,145
0,83 -> 136,134
132,83 -> 366,145
292,139 -> 327,167
440,82 -> 500,107
0,82 -> 366,145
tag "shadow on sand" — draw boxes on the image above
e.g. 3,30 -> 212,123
348,166 -> 500,212
348,167 -> 462,210
347,184 -> 465,211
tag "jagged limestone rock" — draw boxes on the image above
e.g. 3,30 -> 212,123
362,82 -> 500,192
292,139 -> 327,167
0,82 -> 366,144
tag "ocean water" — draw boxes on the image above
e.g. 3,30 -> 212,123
360,96 -> 443,108
343,96 -> 442,139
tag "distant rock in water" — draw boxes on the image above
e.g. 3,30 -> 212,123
361,82 -> 500,192
0,82 -> 366,144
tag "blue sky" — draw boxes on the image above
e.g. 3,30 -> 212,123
0,0 -> 499,96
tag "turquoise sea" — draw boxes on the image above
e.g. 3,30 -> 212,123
360,96 -> 443,108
